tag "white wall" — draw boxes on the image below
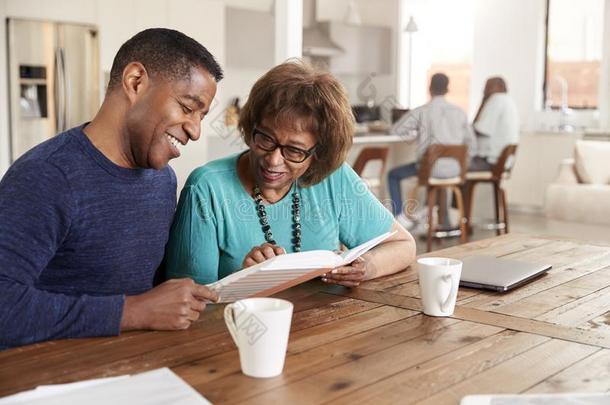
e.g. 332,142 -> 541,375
598,0 -> 610,129
470,0 -> 547,129
0,1 -> 9,177
0,0 -> 228,190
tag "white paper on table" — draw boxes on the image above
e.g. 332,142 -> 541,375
0,368 -> 211,405
460,393 -> 610,405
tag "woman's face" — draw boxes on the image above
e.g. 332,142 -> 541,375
248,118 -> 317,194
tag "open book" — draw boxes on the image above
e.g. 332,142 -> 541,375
207,231 -> 396,303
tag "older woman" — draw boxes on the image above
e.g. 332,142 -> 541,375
165,61 -> 415,287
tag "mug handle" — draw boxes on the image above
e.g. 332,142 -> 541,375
224,304 -> 239,348
440,273 -> 458,313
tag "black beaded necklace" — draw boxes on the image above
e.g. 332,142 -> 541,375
253,183 -> 301,252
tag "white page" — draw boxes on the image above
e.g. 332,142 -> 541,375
260,250 -> 342,270
461,393 -> 610,405
0,368 -> 210,405
340,231 -> 396,264
0,376 -> 128,404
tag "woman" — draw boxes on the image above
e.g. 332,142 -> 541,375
470,77 -> 519,171
165,61 -> 415,287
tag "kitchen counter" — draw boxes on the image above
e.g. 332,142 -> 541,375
353,132 -> 412,144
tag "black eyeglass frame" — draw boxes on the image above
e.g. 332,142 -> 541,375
251,126 -> 317,163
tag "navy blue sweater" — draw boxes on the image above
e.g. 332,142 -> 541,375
0,126 -> 176,348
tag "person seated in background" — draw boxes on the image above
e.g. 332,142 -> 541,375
165,60 -> 415,288
387,73 -> 476,231
0,28 -> 223,349
470,77 -> 519,171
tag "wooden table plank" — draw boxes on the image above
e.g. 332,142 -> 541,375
490,284 -> 594,319
0,292 -> 370,397
525,348 -> 610,394
536,285 -> 610,327
235,321 -> 503,404
419,234 -> 555,260
579,311 -> 610,332
184,314 -> 458,404
322,287 -> 610,349
416,339 -> 600,404
330,331 -> 549,405
386,279 -> 481,302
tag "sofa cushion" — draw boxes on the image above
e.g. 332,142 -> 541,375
574,140 -> 610,184
546,182 -> 610,226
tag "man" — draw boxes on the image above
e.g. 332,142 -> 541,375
470,76 -> 519,171
387,73 -> 476,229
0,28 -> 223,348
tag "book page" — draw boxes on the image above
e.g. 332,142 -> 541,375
0,368 -> 211,405
340,231 -> 396,265
260,250 -> 342,271
461,393 -> 610,405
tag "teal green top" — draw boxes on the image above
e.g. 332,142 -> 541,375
165,153 -> 394,284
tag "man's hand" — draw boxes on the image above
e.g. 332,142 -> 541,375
120,278 -> 219,331
321,257 -> 372,287
242,243 -> 286,268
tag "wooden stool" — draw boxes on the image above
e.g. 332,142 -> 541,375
406,144 -> 468,252
352,147 -> 389,197
464,145 -> 518,236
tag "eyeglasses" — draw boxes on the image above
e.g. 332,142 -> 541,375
252,126 -> 317,164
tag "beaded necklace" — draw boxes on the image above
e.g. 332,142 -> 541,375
253,183 -> 301,252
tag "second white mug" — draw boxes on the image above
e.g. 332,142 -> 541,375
417,257 -> 462,316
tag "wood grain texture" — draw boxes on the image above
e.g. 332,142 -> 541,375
417,339 -> 599,404
2,234 -> 610,405
238,321 -> 503,405
525,348 -> 610,394
330,331 -> 549,405
187,315 -> 458,404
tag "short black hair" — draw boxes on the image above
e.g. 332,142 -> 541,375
107,28 -> 223,91
429,73 -> 449,95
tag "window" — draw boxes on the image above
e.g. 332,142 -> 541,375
544,0 -> 605,109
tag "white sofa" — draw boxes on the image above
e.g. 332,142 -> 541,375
546,140 -> 610,226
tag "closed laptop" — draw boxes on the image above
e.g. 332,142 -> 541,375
460,256 -> 552,292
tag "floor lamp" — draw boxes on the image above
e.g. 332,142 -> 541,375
404,16 -> 418,108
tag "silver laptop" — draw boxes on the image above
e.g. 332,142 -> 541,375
460,256 -> 552,292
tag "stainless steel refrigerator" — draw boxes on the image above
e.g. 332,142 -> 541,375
7,18 -> 100,162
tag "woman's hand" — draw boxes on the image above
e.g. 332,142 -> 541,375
321,256 -> 373,287
242,243 -> 286,268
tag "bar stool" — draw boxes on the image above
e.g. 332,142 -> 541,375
464,145 -> 518,236
406,144 -> 468,252
352,147 -> 389,197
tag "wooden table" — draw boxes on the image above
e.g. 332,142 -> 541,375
2,233 -> 610,404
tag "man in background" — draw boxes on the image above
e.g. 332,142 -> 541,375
387,73 -> 476,231
0,28 -> 223,348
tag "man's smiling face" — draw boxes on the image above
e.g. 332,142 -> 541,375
125,66 -> 217,169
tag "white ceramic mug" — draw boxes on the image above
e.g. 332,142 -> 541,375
417,257 -> 463,316
224,297 -> 293,378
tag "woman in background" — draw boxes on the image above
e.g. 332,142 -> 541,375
470,77 -> 519,171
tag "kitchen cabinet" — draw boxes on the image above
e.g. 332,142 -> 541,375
322,22 -> 392,75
